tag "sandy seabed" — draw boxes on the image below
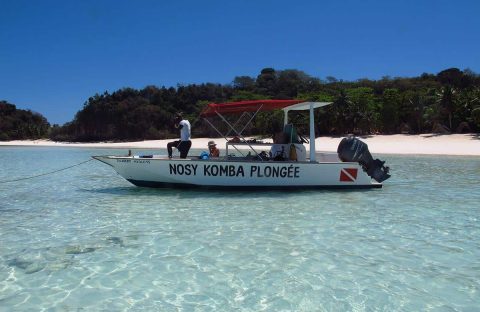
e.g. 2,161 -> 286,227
1,134 -> 479,156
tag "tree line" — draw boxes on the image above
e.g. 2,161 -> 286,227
0,101 -> 50,140
1,67 -> 479,141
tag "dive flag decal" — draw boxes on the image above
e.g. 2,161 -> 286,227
340,168 -> 358,182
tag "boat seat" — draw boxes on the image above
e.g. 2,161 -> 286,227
270,143 -> 306,161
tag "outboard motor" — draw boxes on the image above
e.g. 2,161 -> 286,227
337,137 -> 391,183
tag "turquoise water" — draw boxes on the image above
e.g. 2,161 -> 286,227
0,147 -> 479,311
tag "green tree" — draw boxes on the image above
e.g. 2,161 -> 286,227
255,68 -> 277,96
233,76 -> 255,90
380,89 -> 400,133
0,101 -> 50,140
345,87 -> 378,134
436,85 -> 457,131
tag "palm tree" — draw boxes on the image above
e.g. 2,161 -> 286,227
436,85 -> 457,131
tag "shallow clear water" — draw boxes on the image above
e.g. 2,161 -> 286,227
0,147 -> 479,311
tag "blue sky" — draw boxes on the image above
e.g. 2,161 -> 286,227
1,0 -> 479,125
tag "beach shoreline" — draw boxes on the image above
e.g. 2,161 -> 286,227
1,134 -> 479,156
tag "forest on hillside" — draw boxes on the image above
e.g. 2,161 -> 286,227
2,67 -> 480,141
0,101 -> 50,140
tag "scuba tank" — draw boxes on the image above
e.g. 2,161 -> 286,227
289,144 -> 298,161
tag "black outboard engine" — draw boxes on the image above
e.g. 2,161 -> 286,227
337,137 -> 391,183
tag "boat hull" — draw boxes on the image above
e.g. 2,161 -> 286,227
93,156 -> 382,189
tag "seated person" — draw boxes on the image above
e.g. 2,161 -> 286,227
208,140 -> 220,157
273,131 -> 287,144
270,144 -> 287,160
283,124 -> 301,144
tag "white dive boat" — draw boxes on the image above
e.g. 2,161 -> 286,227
93,100 -> 390,189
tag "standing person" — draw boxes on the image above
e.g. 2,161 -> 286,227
167,113 -> 192,158
208,140 -> 220,157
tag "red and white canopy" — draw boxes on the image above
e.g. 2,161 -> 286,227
200,99 -> 304,117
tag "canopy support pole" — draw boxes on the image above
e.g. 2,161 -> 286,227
309,103 -> 316,162
225,112 -> 249,138
215,106 -> 265,160
203,118 -> 246,157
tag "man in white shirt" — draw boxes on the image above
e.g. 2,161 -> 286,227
167,113 -> 192,158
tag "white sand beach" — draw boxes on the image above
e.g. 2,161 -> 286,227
1,134 -> 479,156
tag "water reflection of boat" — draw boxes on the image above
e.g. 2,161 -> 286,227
93,100 -> 390,189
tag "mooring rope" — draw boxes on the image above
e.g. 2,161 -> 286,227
0,159 -> 94,184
